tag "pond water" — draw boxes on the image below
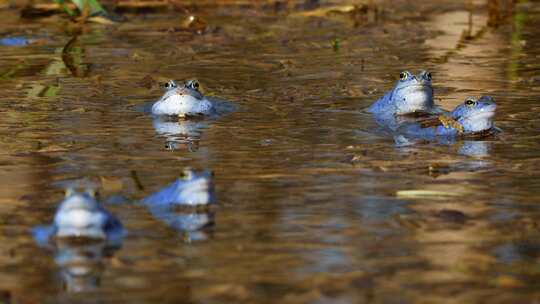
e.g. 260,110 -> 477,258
0,0 -> 540,302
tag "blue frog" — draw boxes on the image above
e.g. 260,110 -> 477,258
152,79 -> 214,117
368,70 -> 441,116
396,96 -> 497,138
33,189 -> 124,246
142,169 -> 215,207
142,169 -> 215,241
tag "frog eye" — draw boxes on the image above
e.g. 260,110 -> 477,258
164,80 -> 176,89
64,188 -> 75,197
85,189 -> 96,198
465,99 -> 476,106
180,168 -> 194,179
399,72 -> 408,81
424,72 -> 432,81
187,80 -> 200,90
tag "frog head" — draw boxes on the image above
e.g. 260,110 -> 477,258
392,70 -> 434,114
451,96 -> 497,133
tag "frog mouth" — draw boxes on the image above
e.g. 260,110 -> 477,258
180,180 -> 214,205
59,208 -> 98,224
188,180 -> 211,193
175,88 -> 204,100
465,103 -> 497,121
467,109 -> 496,121
396,87 -> 433,113
405,84 -> 433,93
396,84 -> 433,97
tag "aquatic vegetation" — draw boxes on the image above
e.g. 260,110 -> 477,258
331,37 -> 341,51
61,35 -> 88,77
20,0 -> 113,23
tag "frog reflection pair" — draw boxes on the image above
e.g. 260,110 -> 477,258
32,169 -> 214,292
367,70 -> 499,142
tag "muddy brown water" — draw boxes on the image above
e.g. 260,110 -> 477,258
0,1 -> 540,302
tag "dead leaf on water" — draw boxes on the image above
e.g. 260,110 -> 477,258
396,190 -> 461,199
180,15 -> 208,33
395,214 -> 423,229
494,275 -> 524,288
100,176 -> 123,194
204,284 -> 250,300
88,15 -> 117,25
292,4 -> 356,17
36,144 -> 71,153
130,50 -> 154,61
70,107 -> 87,113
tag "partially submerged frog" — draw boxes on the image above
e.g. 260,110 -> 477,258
368,70 -> 441,116
33,189 -> 124,246
32,189 -> 123,293
142,169 -> 215,240
397,96 -> 498,138
151,79 -> 214,117
142,169 -> 215,207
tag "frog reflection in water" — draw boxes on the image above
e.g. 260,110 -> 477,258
152,79 -> 214,117
54,240 -> 119,292
32,189 -> 124,292
142,169 -> 215,241
152,116 -> 207,151
368,70 -> 442,116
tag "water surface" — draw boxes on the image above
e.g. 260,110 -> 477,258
0,1 -> 540,302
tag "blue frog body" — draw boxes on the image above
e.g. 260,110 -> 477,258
396,96 -> 498,139
33,189 -> 124,247
152,79 -> 215,117
368,70 -> 441,116
142,169 -> 215,207
142,169 -> 215,240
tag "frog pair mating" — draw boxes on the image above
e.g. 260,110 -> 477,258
367,70 -> 498,137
